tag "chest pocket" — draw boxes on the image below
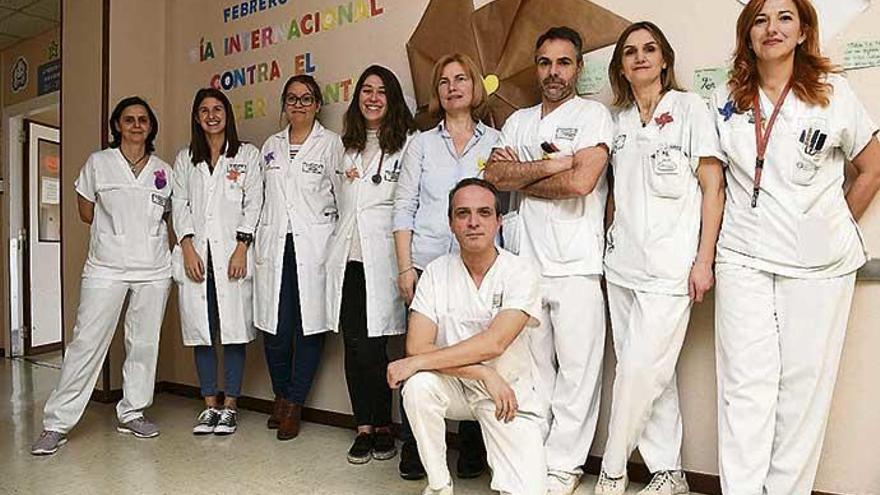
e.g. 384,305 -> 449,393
300,161 -> 326,191
792,117 -> 835,186
646,144 -> 688,199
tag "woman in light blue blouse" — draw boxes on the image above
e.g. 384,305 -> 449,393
391,52 -> 499,481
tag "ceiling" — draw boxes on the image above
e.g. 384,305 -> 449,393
0,0 -> 60,51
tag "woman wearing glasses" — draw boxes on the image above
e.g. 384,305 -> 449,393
712,0 -> 880,492
255,74 -> 342,441
325,65 -> 416,464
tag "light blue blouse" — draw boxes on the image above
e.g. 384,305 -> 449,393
392,120 -> 500,269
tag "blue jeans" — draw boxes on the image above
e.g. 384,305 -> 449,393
263,234 -> 325,404
193,246 -> 246,398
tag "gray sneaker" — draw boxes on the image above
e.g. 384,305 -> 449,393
117,417 -> 160,438
31,430 -> 67,455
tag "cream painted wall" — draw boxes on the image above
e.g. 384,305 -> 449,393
57,0 -> 880,493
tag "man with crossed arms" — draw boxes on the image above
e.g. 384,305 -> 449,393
484,26 -> 613,495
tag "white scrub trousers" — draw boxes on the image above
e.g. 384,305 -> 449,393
43,277 -> 171,433
602,283 -> 689,477
529,274 -> 606,475
402,371 -> 547,495
715,262 -> 856,495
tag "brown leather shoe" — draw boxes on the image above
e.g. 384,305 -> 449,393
277,400 -> 302,441
267,397 -> 284,430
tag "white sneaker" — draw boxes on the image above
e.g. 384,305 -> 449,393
421,481 -> 453,495
594,470 -> 628,495
638,470 -> 689,495
546,471 -> 581,495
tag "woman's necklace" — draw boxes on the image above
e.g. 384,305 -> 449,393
123,151 -> 147,175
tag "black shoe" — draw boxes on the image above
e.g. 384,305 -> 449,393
456,421 -> 487,479
398,440 -> 426,480
372,429 -> 397,460
347,433 -> 373,465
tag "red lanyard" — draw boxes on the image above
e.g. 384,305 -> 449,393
751,82 -> 792,207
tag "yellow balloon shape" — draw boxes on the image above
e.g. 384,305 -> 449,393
483,74 -> 499,96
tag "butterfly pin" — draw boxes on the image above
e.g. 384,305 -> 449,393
654,112 -> 673,129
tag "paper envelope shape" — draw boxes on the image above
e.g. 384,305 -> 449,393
407,0 -> 630,128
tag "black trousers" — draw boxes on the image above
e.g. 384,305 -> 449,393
341,261 -> 392,427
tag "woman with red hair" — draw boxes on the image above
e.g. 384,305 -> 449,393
712,0 -> 880,492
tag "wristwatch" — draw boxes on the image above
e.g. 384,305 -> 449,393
235,232 -> 254,246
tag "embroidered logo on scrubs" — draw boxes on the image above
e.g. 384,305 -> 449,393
264,151 -> 281,170
718,100 -> 736,122
654,112 -> 673,129
153,169 -> 167,189
798,126 -> 828,156
383,159 -> 401,182
226,162 -> 246,182
612,135 -> 627,154
491,291 -> 503,310
554,127 -> 578,140
151,192 -> 169,210
302,162 -> 324,174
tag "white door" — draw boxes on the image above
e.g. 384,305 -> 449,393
25,121 -> 62,353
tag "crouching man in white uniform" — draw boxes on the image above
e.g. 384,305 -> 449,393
387,178 -> 547,495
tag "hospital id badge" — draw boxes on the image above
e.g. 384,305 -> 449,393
151,192 -> 170,211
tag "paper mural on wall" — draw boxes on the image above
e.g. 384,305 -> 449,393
735,0 -> 870,46
406,0 -> 630,128
844,39 -> 880,69
693,67 -> 729,100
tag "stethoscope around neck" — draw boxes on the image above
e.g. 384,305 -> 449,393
361,151 -> 385,185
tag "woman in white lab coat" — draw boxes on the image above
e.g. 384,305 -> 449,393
595,22 -> 724,495
171,88 -> 262,436
325,65 -> 415,464
255,74 -> 342,441
712,1 -> 880,493
32,96 -> 173,455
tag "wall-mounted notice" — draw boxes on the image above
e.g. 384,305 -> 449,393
693,67 -> 728,99
41,177 -> 60,205
844,39 -> 880,70
577,57 -> 608,95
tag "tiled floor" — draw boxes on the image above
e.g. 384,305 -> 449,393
0,355 -> 707,494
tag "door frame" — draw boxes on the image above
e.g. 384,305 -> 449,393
22,119 -> 62,356
2,92 -> 60,357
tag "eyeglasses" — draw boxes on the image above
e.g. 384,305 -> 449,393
284,93 -> 315,107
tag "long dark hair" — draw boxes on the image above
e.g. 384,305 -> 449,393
189,88 -> 241,166
342,65 -> 415,154
109,96 -> 158,153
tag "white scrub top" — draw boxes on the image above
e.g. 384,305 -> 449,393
711,74 -> 877,278
500,96 -> 614,277
605,90 -> 724,295
410,249 -> 545,415
75,147 -> 173,281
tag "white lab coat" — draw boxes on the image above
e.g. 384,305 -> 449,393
325,136 -> 414,338
254,123 -> 342,335
171,144 -> 263,346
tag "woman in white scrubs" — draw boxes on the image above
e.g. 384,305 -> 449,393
326,65 -> 416,464
391,53 -> 497,479
172,88 -> 262,435
595,22 -> 724,495
255,75 -> 342,441
32,97 -> 173,455
712,1 -> 880,493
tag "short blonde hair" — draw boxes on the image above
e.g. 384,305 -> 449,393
428,53 -> 488,121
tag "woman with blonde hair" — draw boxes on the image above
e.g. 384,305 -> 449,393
392,53 -> 499,480
595,21 -> 724,495
712,0 -> 880,492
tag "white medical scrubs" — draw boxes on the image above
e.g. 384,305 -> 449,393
602,90 -> 723,476
711,74 -> 877,494
43,148 -> 173,433
500,96 -> 613,476
402,250 -> 547,495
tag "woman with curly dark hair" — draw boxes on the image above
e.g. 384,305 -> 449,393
326,65 -> 416,464
712,1 -> 880,493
